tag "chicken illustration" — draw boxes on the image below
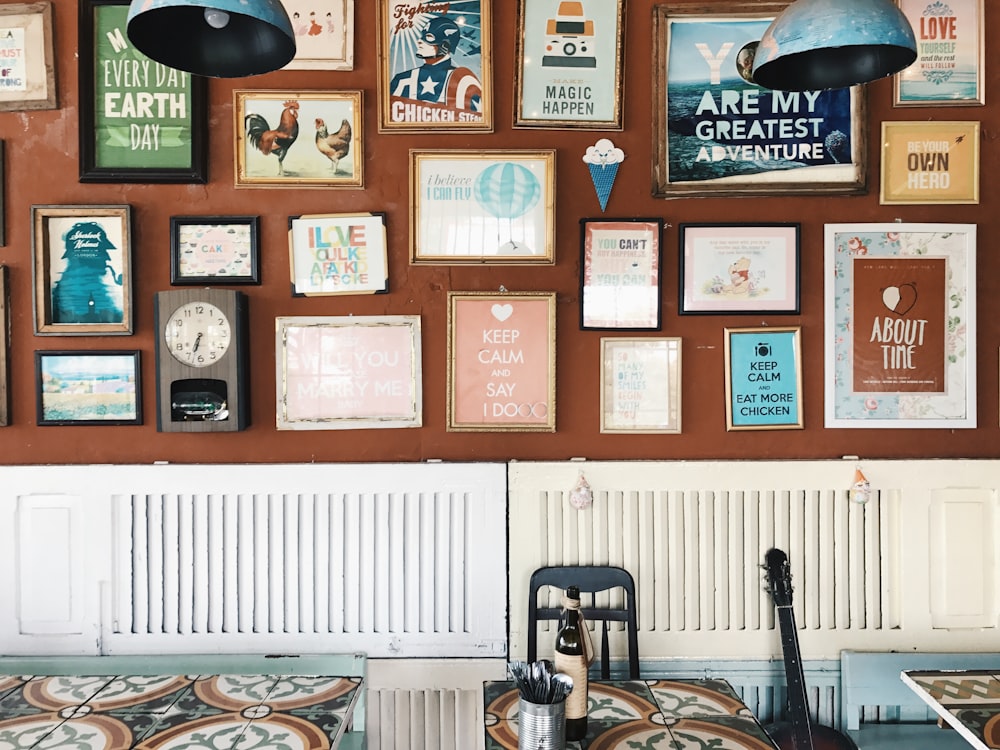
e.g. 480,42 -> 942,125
245,100 -> 299,176
314,118 -> 352,175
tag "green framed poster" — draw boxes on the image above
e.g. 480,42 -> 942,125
78,0 -> 207,183
724,326 -> 803,431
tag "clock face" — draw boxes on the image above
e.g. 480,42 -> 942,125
164,301 -> 232,368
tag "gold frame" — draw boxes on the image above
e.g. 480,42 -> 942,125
879,120 -> 980,205
410,150 -> 556,265
894,0 -> 984,107
0,1 -> 56,112
376,0 -> 493,133
652,3 -> 867,198
600,337 -> 682,434
447,291 -> 556,432
513,0 -> 626,130
724,326 -> 803,431
235,90 -> 363,188
31,204 -> 133,336
275,315 -> 422,430
281,0 -> 355,71
0,266 -> 8,426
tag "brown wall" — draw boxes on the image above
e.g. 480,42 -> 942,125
1,1 -> 997,464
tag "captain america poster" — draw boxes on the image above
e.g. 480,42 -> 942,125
652,6 -> 866,198
379,1 -> 493,131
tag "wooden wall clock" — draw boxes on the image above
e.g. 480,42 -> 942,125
154,288 -> 249,432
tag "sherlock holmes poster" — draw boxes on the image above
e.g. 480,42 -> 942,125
653,7 -> 866,197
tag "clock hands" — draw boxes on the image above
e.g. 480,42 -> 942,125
193,332 -> 203,352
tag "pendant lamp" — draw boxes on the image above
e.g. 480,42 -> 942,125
740,0 -> 917,91
126,0 -> 295,78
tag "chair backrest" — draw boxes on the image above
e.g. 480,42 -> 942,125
527,565 -> 640,679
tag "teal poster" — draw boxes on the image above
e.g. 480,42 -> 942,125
93,4 -> 195,170
728,329 -> 801,429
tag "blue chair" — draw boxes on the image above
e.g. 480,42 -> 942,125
526,565 -> 640,679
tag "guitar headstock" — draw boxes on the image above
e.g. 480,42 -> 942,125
764,547 -> 793,607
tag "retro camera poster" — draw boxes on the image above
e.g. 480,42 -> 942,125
725,327 -> 802,431
515,0 -> 625,129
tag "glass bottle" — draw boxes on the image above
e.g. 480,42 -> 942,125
554,585 -> 588,740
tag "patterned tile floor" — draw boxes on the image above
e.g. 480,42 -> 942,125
484,678 -> 779,749
902,669 -> 1000,750
0,673 -> 363,749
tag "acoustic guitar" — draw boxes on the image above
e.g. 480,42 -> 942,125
763,547 -> 858,750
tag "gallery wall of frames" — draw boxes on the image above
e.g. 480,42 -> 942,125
0,0 -> 995,464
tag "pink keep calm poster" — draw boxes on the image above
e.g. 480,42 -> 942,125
447,292 -> 555,432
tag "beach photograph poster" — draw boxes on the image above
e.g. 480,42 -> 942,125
824,223 -> 976,428
378,0 -> 492,131
895,0 -> 983,106
652,4 -> 866,197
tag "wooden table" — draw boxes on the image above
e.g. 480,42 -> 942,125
484,677 -> 779,749
902,669 -> 1000,749
0,654 -> 366,750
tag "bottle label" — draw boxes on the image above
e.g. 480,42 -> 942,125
554,652 -> 588,720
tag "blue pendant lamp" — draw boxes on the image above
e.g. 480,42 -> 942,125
126,0 -> 295,78
739,0 -> 917,91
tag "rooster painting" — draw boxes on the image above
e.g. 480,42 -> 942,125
245,100 -> 299,176
314,118 -> 352,175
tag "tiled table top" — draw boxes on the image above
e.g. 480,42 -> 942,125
0,673 -> 363,749
484,678 -> 779,749
902,669 -> 1000,750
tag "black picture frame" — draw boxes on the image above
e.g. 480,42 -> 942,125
579,217 -> 663,331
678,223 -> 801,316
170,216 -> 261,285
35,350 -> 142,426
78,0 -> 207,183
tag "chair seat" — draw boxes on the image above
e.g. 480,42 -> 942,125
848,722 -> 971,750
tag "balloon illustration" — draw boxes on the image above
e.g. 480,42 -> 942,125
474,162 -> 542,255
474,162 -> 541,219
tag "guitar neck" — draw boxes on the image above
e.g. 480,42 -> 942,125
775,603 -> 814,750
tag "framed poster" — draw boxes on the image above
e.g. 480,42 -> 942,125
513,0 -> 626,130
282,0 -> 354,71
288,213 -> 388,296
377,0 -> 492,132
895,0 -> 983,107
600,337 -> 681,434
824,223 -> 976,428
652,3 -> 867,198
170,216 -> 260,285
276,315 -> 422,430
880,121 -> 980,205
447,292 -> 556,432
0,266 -> 8,426
679,223 -> 800,314
31,204 -> 133,336
580,218 -> 662,329
35,350 -> 141,426
410,150 -> 555,264
725,327 -> 802,431
0,1 -> 56,111
236,90 -> 363,188
78,0 -> 206,183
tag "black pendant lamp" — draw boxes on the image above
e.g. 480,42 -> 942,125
126,0 -> 296,78
738,0 -> 917,91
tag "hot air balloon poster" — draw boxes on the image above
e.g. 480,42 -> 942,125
410,150 -> 555,264
824,223 -> 976,429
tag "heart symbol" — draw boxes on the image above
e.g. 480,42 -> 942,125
491,303 -> 513,322
881,283 -> 917,315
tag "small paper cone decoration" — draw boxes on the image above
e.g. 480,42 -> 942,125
582,139 -> 624,212
850,467 -> 871,505
569,472 -> 593,510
